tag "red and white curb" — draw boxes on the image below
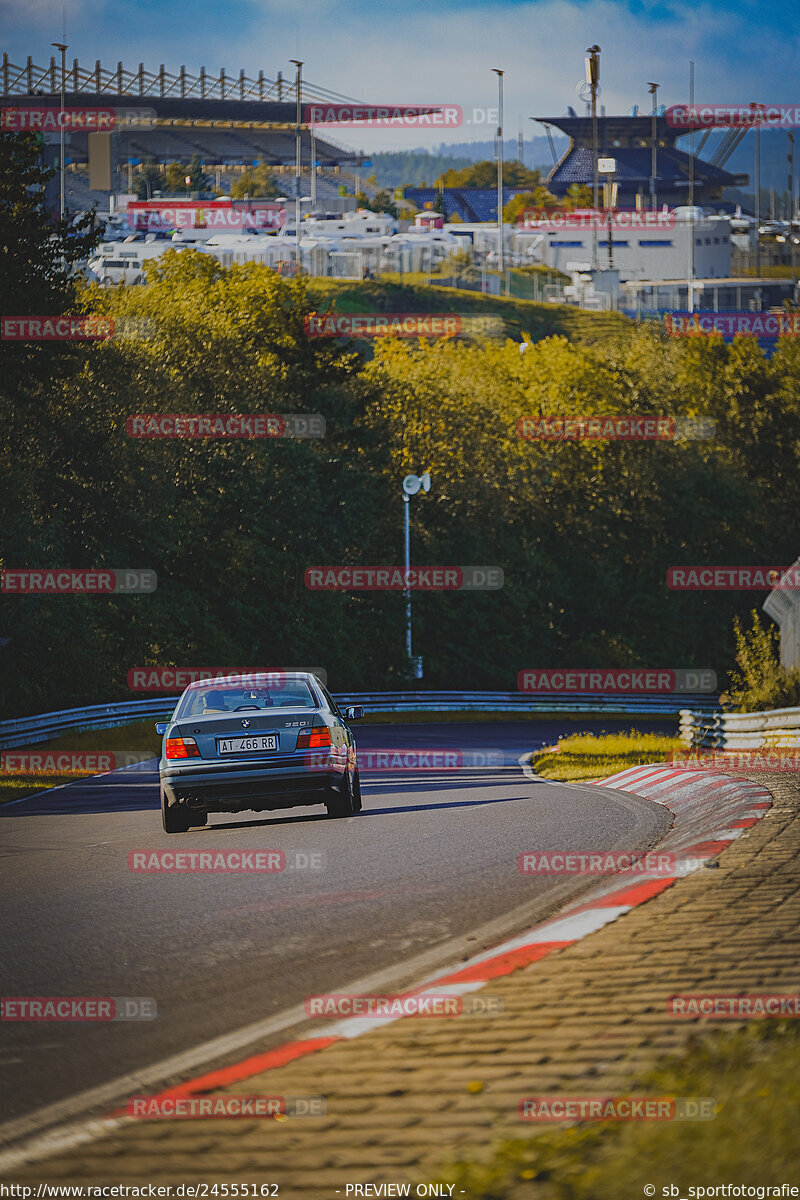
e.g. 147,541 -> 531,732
0,762 -> 772,1171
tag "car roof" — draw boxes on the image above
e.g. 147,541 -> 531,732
184,671 -> 317,691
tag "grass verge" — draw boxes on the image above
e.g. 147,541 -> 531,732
530,730 -> 685,781
361,711 -> 677,726
306,277 -> 631,345
0,720 -> 162,805
436,1021 -> 800,1198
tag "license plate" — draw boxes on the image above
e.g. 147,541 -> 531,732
217,735 -> 278,755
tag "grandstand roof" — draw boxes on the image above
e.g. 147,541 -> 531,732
535,114 -> 748,202
549,143 -> 743,191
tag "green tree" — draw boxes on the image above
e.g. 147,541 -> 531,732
0,131 -> 103,711
503,191 -> 541,224
132,158 -> 164,199
440,159 -> 541,189
565,183 -> 593,208
0,129 -> 99,403
721,611 -> 800,711
163,160 -> 189,193
0,131 -> 98,320
162,155 -> 208,195
354,190 -> 398,218
531,184 -> 560,209
230,164 -> 279,199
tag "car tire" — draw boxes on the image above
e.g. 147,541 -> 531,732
161,788 -> 193,834
352,769 -> 362,813
325,771 -> 356,819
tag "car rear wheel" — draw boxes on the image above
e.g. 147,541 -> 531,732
325,771 -> 357,819
352,769 -> 362,813
161,789 -> 195,834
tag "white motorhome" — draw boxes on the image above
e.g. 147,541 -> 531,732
86,236 -> 206,285
277,209 -> 397,242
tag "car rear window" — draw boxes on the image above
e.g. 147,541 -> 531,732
177,680 -> 317,718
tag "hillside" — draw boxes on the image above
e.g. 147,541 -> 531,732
307,277 -> 632,346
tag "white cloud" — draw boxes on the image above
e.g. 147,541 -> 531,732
3,0 -> 795,155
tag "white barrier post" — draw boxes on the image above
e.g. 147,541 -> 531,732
763,556 -> 800,671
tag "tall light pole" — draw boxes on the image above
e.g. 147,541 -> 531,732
647,81 -> 659,211
789,133 -> 796,285
290,59 -> 303,271
51,41 -> 67,221
687,60 -> 696,313
492,68 -> 504,282
751,101 -> 764,280
401,472 -> 431,681
586,45 -> 601,268
310,125 -> 317,207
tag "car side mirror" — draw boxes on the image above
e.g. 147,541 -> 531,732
155,722 -> 167,736
343,705 -> 365,721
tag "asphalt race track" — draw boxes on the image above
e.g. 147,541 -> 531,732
0,718 -> 673,1141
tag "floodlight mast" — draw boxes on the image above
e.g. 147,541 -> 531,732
492,68 -> 504,281
290,59 -> 303,271
52,41 -> 67,222
401,473 -> 431,679
647,82 -> 659,211
585,45 -> 601,269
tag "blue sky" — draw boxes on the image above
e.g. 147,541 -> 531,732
2,0 -> 798,153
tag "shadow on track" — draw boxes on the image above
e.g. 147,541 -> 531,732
0,762 -> 161,818
0,762 -> 534,822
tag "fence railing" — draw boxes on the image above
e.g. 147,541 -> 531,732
0,692 -> 719,751
679,704 -> 800,750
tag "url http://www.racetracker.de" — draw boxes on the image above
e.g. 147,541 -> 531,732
0,1188 -> 281,1198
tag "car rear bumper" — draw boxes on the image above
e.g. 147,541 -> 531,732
160,754 -> 348,813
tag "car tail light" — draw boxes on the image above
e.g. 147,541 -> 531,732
296,726 -> 332,749
165,736 -> 200,760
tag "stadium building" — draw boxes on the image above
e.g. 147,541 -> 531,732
536,113 -> 748,209
0,53 -> 366,213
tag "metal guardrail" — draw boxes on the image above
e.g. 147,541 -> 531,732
334,692 -> 718,715
0,698 -> 179,750
0,692 -> 719,751
680,704 -> 800,750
